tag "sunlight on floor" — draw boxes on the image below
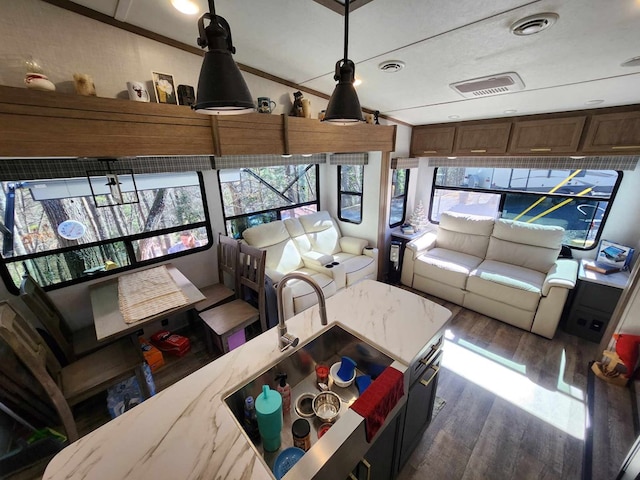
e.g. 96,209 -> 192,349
443,330 -> 586,440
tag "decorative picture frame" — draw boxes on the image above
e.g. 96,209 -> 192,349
151,71 -> 178,105
596,239 -> 635,269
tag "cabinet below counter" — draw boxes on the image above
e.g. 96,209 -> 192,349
43,280 -> 451,480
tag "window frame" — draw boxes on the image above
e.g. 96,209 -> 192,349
429,167 -> 623,250
389,168 -> 410,228
217,164 -> 321,238
0,171 -> 213,293
338,164 -> 364,224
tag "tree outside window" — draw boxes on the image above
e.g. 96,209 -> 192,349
338,165 -> 364,224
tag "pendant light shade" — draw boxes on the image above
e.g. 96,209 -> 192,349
193,2 -> 254,115
323,0 -> 364,124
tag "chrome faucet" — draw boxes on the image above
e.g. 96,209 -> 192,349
276,272 -> 328,351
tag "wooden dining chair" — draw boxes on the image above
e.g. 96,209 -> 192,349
20,275 -> 102,360
198,241 -> 266,354
0,302 -> 147,442
192,234 -> 239,313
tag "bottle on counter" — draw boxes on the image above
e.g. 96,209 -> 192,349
276,373 -> 291,414
243,396 -> 260,442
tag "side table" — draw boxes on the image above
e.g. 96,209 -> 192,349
563,259 -> 630,342
388,227 -> 431,285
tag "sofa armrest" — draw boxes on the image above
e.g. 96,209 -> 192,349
541,259 -> 578,296
340,236 -> 368,255
363,246 -> 378,259
303,262 -> 346,290
301,251 -> 334,268
405,231 -> 437,260
265,267 -> 284,285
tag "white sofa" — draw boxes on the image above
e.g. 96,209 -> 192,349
401,212 -> 578,339
242,211 -> 378,320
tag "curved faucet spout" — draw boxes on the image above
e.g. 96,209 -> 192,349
276,272 -> 328,351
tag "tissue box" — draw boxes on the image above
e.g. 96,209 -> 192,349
106,363 -> 156,419
139,337 -> 164,372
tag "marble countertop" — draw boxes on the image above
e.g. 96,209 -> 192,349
43,280 -> 451,480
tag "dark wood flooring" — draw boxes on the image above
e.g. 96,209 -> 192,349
7,297 -> 637,480
397,291 -> 637,480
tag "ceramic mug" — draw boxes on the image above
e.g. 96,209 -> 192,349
257,97 -> 276,114
127,81 -> 150,102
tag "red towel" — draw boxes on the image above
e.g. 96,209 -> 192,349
350,366 -> 404,442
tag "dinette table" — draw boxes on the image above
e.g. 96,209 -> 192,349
89,264 -> 205,342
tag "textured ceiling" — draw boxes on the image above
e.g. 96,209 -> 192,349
71,0 -> 640,125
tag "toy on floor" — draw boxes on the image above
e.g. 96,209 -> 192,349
150,330 -> 191,357
591,333 -> 640,386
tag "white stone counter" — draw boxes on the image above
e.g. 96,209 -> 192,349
43,280 -> 451,480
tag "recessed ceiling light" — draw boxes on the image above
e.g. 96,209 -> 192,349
448,115 -> 460,119
570,156 -> 586,160
504,109 -> 518,114
281,154 -> 292,158
585,99 -> 604,105
171,0 -> 199,15
510,13 -> 559,36
302,154 -> 313,157
621,56 -> 640,67
378,60 -> 405,73
447,157 -> 457,160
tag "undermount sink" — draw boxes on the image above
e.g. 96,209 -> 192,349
223,324 -> 394,470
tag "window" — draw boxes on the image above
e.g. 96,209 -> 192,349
431,167 -> 622,249
218,165 -> 319,238
338,165 -> 364,224
390,169 -> 410,227
0,172 -> 211,290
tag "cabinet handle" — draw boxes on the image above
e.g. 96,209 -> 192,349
423,150 -> 437,154
348,474 -> 358,480
419,365 -> 440,388
361,459 -> 371,480
612,145 -> 640,150
419,337 -> 443,365
470,149 -> 487,153
530,148 -> 552,152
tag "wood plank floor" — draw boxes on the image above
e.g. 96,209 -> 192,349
397,291 -> 637,480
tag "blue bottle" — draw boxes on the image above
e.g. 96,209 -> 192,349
243,396 -> 260,442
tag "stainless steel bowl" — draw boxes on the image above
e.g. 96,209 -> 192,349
312,391 -> 341,423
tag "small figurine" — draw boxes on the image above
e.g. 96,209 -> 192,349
289,91 -> 304,117
374,110 -> 380,125
73,73 -> 96,96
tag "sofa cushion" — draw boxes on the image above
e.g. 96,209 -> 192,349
283,218 -> 314,254
467,260 -> 546,311
414,248 -> 484,289
436,212 -> 494,259
486,220 -> 564,273
243,221 -> 303,273
299,211 -> 342,255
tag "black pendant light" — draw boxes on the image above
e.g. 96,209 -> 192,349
323,0 -> 364,124
193,0 -> 254,115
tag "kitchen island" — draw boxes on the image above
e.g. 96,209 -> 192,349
43,280 -> 451,480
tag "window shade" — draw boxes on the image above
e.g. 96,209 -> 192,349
425,156 -> 638,171
213,153 -> 327,169
391,158 -> 419,169
329,153 -> 368,165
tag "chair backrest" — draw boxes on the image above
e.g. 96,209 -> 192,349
0,302 -> 78,440
20,275 -> 75,363
238,242 -> 267,332
218,234 -> 240,293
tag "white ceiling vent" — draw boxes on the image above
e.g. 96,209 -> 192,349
450,72 -> 525,98
510,13 -> 559,36
378,60 -> 405,73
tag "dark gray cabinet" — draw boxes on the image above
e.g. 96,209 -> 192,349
565,280 -> 623,342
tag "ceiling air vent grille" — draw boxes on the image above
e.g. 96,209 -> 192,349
450,72 -> 525,99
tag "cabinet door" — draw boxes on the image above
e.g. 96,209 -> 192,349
411,126 -> 455,156
398,350 -> 442,470
453,122 -> 512,154
581,111 -> 640,153
509,116 -> 586,154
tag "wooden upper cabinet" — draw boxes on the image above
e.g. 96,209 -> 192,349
410,125 -> 455,156
509,116 -> 586,154
453,122 -> 512,155
581,111 -> 640,153
212,114 -> 285,156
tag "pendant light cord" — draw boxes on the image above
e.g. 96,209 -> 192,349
208,0 -> 216,17
343,0 -> 350,62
